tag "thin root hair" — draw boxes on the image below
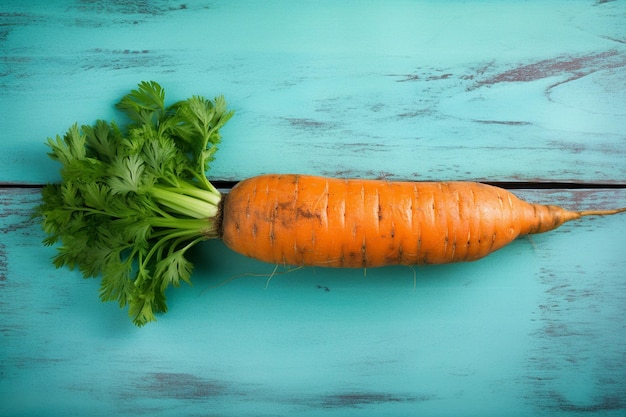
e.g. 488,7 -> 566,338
201,264 -> 304,293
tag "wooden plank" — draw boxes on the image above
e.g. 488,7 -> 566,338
2,187 -> 626,416
2,1 -> 625,184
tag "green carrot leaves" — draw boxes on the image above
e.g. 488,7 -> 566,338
36,81 -> 233,326
116,80 -> 166,127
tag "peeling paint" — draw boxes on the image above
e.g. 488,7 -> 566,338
73,0 -> 199,16
283,117 -> 336,131
474,50 -> 624,88
0,243 -> 7,283
136,372 -> 234,400
319,391 -> 434,408
81,48 -> 173,72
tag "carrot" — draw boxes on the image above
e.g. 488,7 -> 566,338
39,81 -> 626,325
222,174 -> 626,267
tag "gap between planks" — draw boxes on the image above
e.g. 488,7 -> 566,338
2,181 -> 626,192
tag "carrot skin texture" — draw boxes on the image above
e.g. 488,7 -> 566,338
221,174 -> 593,268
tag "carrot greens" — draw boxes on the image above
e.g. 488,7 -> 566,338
36,81 -> 233,326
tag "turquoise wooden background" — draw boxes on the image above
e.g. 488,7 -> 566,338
1,1 -> 625,416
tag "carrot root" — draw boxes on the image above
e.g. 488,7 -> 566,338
221,174 -> 626,268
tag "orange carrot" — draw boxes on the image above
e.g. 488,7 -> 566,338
39,81 -> 626,325
222,174 -> 626,267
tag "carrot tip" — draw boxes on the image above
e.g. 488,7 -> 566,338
578,207 -> 626,217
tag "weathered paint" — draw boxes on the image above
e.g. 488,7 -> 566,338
1,0 -> 625,184
2,1 -> 626,416
2,188 -> 626,416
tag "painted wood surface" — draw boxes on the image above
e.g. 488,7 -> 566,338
1,1 -> 626,416
1,0 -> 625,184
2,188 -> 626,416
